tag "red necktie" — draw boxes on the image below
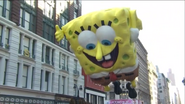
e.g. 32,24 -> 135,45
109,72 -> 117,81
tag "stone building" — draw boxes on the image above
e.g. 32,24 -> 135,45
0,0 -> 83,103
148,62 -> 158,104
135,39 -> 150,104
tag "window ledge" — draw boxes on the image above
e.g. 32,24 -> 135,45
59,69 -> 69,74
0,47 -> 10,53
42,63 -> 54,70
0,85 -> 55,96
18,55 -> 35,62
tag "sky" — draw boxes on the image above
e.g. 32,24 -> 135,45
82,1 -> 184,103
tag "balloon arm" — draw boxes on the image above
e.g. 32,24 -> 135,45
55,25 -> 64,42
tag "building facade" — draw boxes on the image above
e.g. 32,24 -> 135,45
82,69 -> 105,104
148,62 -> 158,104
0,0 -> 83,103
167,69 -> 181,104
167,69 -> 176,86
156,65 -> 162,104
135,39 -> 150,104
157,68 -> 170,104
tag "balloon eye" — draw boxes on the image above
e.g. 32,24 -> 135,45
86,44 -> 96,50
101,40 -> 112,46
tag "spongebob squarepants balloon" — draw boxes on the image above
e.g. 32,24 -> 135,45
55,7 -> 142,91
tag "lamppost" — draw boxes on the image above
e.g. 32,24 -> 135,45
73,84 -> 83,104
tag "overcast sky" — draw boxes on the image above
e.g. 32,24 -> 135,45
82,1 -> 184,103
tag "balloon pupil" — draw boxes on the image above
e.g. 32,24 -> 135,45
89,46 -> 93,49
105,42 -> 109,45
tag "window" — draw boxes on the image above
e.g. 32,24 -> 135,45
19,6 -> 36,33
45,71 -> 49,91
98,97 -> 104,104
16,63 -> 20,87
0,25 -> 3,47
62,76 -> 65,94
23,0 -> 35,8
3,59 -> 8,85
59,52 -> 61,68
32,40 -> 35,59
60,15 -> 68,27
51,73 -> 54,92
59,11 -> 68,49
31,67 -> 34,89
42,17 -> 54,43
40,70 -> 43,90
66,56 -> 69,71
43,0 -> 54,19
58,75 -> 61,93
59,37 -> 68,49
52,49 -> 54,65
0,0 -> 11,19
91,95 -> 97,104
23,37 -> 30,51
74,80 -> 77,96
0,26 -> 10,49
42,1 -> 55,42
5,28 -> 10,49
45,46 -> 50,64
22,65 -> 28,88
74,59 -> 77,70
160,91 -> 162,93
41,44 -> 44,62
110,92 -> 115,100
74,9 -> 78,19
58,1 -> 68,14
23,36 -> 30,57
73,0 -> 77,4
62,54 -> 65,70
86,93 -> 89,102
18,34 -> 22,54
105,93 -> 107,100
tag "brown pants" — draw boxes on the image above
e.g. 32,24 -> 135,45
91,65 -> 139,86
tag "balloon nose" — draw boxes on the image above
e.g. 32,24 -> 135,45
96,42 -> 103,60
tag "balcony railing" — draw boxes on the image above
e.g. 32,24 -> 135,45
73,70 -> 79,76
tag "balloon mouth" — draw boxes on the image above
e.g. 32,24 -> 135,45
83,43 -> 119,68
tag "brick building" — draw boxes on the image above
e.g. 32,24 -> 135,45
0,0 -> 83,103
82,69 -> 105,104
